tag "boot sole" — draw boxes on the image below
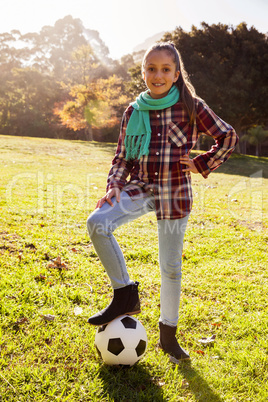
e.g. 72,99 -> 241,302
92,309 -> 141,326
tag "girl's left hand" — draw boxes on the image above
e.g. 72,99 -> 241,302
180,154 -> 198,174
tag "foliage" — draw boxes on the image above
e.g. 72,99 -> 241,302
54,85 -> 96,131
125,64 -> 147,98
241,126 -> 268,156
0,68 -> 61,137
67,44 -> 101,86
0,16 -> 127,140
55,75 -> 131,142
0,18 -> 267,153
88,75 -> 131,142
163,23 -> 268,137
0,16 -> 111,79
0,135 -> 268,401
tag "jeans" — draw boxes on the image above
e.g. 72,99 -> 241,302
87,190 -> 189,327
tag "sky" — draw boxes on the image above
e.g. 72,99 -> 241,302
1,0 -> 267,59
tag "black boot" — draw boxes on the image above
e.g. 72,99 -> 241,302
88,281 -> 140,326
158,322 -> 190,361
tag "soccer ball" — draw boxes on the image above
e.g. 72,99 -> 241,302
95,315 -> 147,366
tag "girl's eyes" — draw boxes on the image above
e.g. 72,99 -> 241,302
147,68 -> 171,72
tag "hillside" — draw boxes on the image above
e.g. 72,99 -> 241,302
133,31 -> 166,53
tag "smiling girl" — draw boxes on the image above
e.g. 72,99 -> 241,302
86,42 -> 238,362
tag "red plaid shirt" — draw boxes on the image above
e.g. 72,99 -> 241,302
107,99 -> 238,220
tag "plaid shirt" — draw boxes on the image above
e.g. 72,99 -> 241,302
107,99 -> 238,220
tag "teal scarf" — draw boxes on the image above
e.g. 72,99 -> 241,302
125,86 -> 180,160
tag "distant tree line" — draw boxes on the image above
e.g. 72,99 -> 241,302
0,16 -> 267,155
0,16 -> 131,142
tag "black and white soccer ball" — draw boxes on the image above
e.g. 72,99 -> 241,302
95,315 -> 147,366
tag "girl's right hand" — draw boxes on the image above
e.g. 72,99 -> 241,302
96,188 -> 121,209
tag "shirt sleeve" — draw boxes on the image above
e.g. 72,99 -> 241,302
193,101 -> 239,178
106,108 -> 134,192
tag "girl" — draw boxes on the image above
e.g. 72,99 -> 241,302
87,42 -> 238,361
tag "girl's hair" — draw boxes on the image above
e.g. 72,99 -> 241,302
142,42 -> 197,125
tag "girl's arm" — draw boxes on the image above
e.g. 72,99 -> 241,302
189,100 -> 239,178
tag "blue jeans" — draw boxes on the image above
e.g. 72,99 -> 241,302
87,191 -> 189,327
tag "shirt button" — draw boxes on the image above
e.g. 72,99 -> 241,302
155,172 -> 158,176
156,152 -> 159,155
157,133 -> 161,136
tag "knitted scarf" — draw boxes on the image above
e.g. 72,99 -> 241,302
125,86 -> 180,160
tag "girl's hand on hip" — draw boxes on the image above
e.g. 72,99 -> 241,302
180,154 -> 198,174
96,187 -> 121,209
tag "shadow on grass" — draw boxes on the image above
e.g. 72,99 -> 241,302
98,363 -> 165,401
84,141 -> 268,179
88,143 -> 268,179
178,362 -> 223,402
85,141 -> 117,153
97,360 -> 223,401
190,152 -> 268,178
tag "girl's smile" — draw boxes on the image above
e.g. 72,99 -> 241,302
143,50 -> 180,99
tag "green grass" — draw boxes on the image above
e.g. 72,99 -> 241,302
0,134 -> 268,401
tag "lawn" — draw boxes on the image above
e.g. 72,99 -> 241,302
0,134 -> 267,401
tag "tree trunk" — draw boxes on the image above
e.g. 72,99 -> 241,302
86,125 -> 93,141
256,144 -> 259,157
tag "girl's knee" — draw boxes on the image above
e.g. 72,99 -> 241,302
87,211 -> 102,237
86,210 -> 112,238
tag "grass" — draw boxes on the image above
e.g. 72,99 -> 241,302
0,134 -> 268,401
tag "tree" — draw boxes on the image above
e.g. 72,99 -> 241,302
163,23 -> 268,145
125,64 -> 147,98
241,126 -> 268,156
0,16 -> 120,139
55,75 -> 130,142
1,16 -> 112,80
89,75 -> 131,141
0,30 -> 26,69
0,68 -> 61,137
54,83 -> 96,140
68,44 -> 100,86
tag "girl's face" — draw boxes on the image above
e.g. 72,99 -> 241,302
143,50 -> 180,99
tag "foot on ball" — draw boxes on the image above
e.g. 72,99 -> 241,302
88,281 -> 140,326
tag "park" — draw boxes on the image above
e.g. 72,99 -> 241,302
1,4 -> 268,401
